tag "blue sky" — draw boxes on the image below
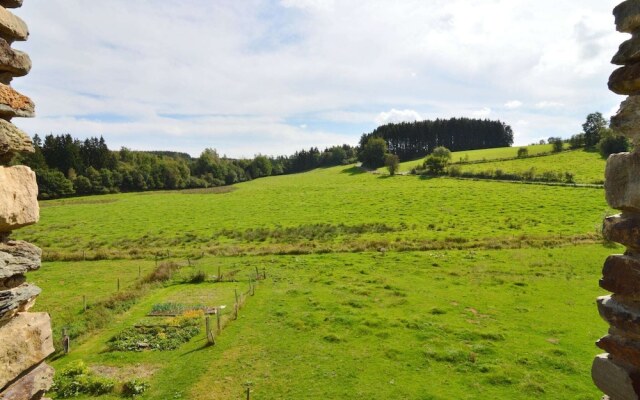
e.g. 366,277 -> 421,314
9,0 -> 625,157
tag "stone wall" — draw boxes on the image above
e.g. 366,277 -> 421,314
0,2 -> 54,400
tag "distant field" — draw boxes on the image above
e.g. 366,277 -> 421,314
455,150 -> 606,184
393,143 -> 559,172
16,165 -> 609,260
20,153 -> 615,399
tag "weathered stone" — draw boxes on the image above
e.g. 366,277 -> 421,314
605,153 -> 640,212
0,119 -> 31,164
0,166 -> 38,232
615,0 -> 640,33
0,37 -> 29,78
598,296 -> 640,335
0,362 -> 53,399
0,1 -> 22,9
592,353 -> 640,399
614,35 -> 640,65
603,214 -> 640,251
0,7 -> 27,42
0,240 -> 41,290
611,97 -> 640,143
0,283 -> 39,323
0,84 -> 33,119
610,64 -> 640,96
599,334 -> 640,368
0,313 -> 54,390
601,255 -> 640,295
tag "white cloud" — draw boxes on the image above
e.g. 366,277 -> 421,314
504,101 -> 523,109
472,107 -> 492,118
375,109 -> 422,125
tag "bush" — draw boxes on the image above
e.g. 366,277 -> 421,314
548,137 -> 563,153
599,130 -> 630,157
517,147 -> 528,158
384,153 -> 400,176
122,379 -> 150,397
53,361 -> 115,398
189,270 -> 206,283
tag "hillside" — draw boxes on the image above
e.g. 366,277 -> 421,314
18,156 -> 614,399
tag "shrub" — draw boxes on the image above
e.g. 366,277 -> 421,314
189,270 -> 206,283
53,361 -> 115,398
517,147 -> 528,158
142,261 -> 180,284
122,379 -> 150,397
599,130 -> 630,157
384,153 -> 400,176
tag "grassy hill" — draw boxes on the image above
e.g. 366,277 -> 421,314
18,153 -> 615,399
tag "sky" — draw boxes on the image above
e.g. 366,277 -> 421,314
8,0 -> 627,158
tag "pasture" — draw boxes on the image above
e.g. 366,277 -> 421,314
18,161 -> 615,399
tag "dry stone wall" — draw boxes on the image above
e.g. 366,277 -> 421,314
0,2 -> 54,400
593,1 -> 640,399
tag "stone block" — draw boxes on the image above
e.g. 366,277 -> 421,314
0,362 -> 53,399
601,255 -> 640,295
611,97 -> 640,143
610,64 -> 640,96
0,83 -> 33,119
603,214 -> 640,251
0,119 -> 31,163
599,334 -> 640,368
0,283 -> 40,323
615,0 -> 640,33
0,1 -> 22,9
0,166 -> 38,232
605,153 -> 640,212
0,240 -> 41,290
0,313 -> 54,390
614,34 -> 640,65
592,353 -> 640,399
598,295 -> 640,335
0,6 -> 27,42
0,37 -> 28,77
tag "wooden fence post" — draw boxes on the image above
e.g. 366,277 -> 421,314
62,328 -> 70,354
216,308 -> 221,333
206,316 -> 215,345
83,295 -> 87,312
117,278 -> 120,292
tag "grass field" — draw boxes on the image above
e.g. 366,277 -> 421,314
16,154 -> 615,399
393,143 -> 561,172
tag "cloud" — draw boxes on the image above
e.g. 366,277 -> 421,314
504,101 -> 523,109
472,107 -> 492,118
375,109 -> 422,125
10,0 -> 626,155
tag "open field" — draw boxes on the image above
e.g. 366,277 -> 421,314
393,143 -> 561,172
17,158 -> 615,399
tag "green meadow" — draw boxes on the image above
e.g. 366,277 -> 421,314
17,151 -> 617,399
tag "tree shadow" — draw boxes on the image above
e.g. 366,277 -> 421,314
341,166 -> 366,175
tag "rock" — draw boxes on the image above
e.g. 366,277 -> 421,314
0,313 -> 54,390
0,166 -> 38,232
605,153 -> 640,212
0,1 -> 22,9
0,362 -> 53,399
610,64 -> 640,96
611,97 -> 640,143
615,0 -> 640,33
598,295 -> 640,335
0,119 -> 31,164
0,240 -> 41,290
0,283 -> 40,323
592,353 -> 640,399
603,214 -> 640,251
614,34 -> 640,65
0,84 -> 33,119
0,37 -> 29,77
0,7 -> 27,42
599,334 -> 640,367
602,255 -> 640,295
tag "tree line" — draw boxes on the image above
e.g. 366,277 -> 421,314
15,134 -> 358,199
359,117 -> 514,162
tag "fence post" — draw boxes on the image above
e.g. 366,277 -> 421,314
246,387 -> 250,400
234,303 -> 238,320
206,315 -> 215,345
83,295 -> 87,312
263,267 -> 267,279
218,266 -> 222,282
235,289 -> 239,304
138,265 -> 141,279
117,278 -> 120,292
62,328 -> 70,354
255,266 -> 260,280
216,307 -> 221,333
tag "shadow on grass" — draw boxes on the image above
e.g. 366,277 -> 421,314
341,166 -> 367,175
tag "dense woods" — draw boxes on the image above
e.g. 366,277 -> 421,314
359,118 -> 514,161
16,134 -> 358,199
